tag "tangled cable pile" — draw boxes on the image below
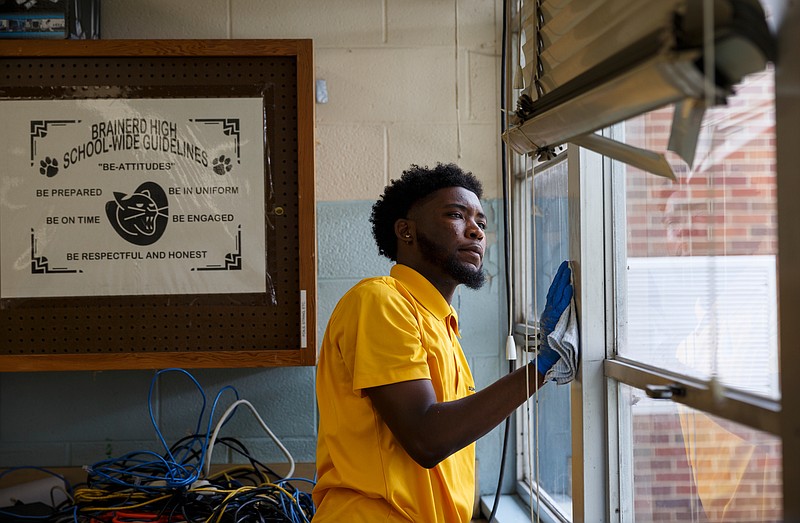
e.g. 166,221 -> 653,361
0,369 -> 315,523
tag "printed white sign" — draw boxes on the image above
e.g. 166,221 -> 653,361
0,98 -> 269,298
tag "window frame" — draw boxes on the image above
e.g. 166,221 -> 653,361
505,2 -> 799,520
511,96 -> 794,522
600,107 -> 784,520
775,1 -> 800,516
510,145 -> 613,522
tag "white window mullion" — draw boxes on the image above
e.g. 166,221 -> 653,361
568,143 -> 611,521
607,123 -> 632,523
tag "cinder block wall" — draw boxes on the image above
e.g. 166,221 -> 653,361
99,0 -> 503,200
0,0 -> 511,498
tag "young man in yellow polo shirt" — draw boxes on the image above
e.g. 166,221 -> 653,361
313,163 -> 572,522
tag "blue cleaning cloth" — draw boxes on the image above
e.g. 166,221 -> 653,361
544,295 -> 579,385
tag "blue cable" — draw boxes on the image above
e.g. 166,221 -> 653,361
148,369 -> 206,461
275,478 -> 316,523
80,367 -> 318,521
86,368 -> 251,492
145,368 -> 209,489
203,384 -> 241,469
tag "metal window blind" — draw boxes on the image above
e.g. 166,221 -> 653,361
504,0 -> 775,169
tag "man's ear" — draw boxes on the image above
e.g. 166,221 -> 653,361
395,219 -> 414,243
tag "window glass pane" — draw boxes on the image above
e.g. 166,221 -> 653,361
525,160 -> 570,319
520,159 -> 571,517
616,69 -> 779,399
622,383 -> 783,522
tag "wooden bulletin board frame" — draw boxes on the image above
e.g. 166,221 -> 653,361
0,39 -> 316,371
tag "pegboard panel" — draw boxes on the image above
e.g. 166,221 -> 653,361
0,40 -> 316,371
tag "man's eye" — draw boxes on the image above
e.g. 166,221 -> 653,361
478,222 -> 487,230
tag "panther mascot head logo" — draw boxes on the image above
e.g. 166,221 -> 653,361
105,181 -> 169,246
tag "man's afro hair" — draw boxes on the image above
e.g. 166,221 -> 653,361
370,163 -> 483,261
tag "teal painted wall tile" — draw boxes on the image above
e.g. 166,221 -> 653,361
0,371 -> 155,442
317,201 -> 393,279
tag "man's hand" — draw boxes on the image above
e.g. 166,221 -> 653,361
534,260 -> 573,374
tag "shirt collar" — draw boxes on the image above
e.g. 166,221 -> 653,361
390,264 -> 457,323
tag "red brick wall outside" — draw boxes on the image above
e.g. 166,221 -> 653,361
623,70 -> 781,521
633,411 -> 782,522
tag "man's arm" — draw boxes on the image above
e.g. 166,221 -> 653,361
365,363 -> 546,469
366,260 -> 573,469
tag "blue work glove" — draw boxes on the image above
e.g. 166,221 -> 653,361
533,260 -> 573,374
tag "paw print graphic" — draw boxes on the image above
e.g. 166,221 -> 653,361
39,157 -> 59,178
212,155 -> 233,176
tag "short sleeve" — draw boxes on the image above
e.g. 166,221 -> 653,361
330,279 -> 431,393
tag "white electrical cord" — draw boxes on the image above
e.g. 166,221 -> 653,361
204,399 -> 296,480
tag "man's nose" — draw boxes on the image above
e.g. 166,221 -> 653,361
467,222 -> 484,239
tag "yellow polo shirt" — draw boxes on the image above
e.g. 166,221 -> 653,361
313,264 -> 476,523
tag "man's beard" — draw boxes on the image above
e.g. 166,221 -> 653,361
417,233 -> 486,290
